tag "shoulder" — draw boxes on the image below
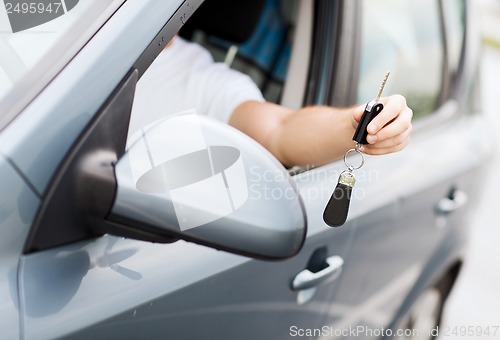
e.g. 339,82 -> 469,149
163,36 -> 215,67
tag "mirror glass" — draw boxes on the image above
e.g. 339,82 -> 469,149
111,111 -> 306,259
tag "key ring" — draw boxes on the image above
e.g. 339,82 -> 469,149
344,144 -> 365,171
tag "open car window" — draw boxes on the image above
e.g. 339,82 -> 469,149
128,0 -> 306,140
180,0 -> 301,105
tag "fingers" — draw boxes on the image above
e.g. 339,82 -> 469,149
357,94 -> 413,155
366,94 -> 407,135
361,124 -> 412,153
367,105 -> 413,144
360,137 -> 410,155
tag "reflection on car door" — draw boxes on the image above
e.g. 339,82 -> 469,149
20,173 -> 355,339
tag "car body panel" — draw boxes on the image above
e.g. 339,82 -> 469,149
42,229 -> 354,340
306,0 -> 491,334
0,154 -> 39,340
19,237 -> 251,339
317,110 -> 492,337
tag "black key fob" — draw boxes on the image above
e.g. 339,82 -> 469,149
323,171 -> 355,227
352,100 -> 384,145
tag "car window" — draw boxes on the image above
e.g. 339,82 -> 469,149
357,0 -> 444,120
184,0 -> 299,104
128,0 -> 301,139
0,0 -> 123,123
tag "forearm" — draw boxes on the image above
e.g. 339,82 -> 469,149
230,101 -> 358,167
269,106 -> 357,167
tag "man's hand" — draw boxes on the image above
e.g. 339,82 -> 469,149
352,94 -> 413,155
230,94 -> 413,167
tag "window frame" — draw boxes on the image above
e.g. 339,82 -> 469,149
440,0 -> 467,100
303,0 -> 346,107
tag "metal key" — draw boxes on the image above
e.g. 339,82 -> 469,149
352,71 -> 390,145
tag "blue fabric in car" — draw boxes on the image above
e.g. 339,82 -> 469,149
210,0 -> 291,82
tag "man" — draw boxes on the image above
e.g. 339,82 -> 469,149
129,36 -> 412,168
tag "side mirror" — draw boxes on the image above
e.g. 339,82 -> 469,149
108,112 -> 307,260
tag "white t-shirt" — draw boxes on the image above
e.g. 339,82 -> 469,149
128,37 -> 265,140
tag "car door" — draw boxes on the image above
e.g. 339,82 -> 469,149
0,1 -> 355,339
312,0 -> 492,337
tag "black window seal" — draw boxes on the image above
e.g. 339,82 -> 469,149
133,0 -> 205,79
303,0 -> 343,107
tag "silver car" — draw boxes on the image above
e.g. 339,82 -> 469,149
0,0 -> 492,339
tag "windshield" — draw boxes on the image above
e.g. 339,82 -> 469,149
0,0 -> 124,127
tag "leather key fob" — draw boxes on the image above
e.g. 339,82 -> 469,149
323,171 -> 355,227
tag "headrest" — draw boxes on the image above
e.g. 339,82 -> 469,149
180,0 -> 267,44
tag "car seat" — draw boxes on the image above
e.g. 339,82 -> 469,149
180,0 -> 295,103
180,0 -> 266,45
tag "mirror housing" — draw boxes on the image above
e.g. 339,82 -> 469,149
108,112 -> 307,260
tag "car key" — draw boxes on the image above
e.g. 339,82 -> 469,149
323,72 -> 390,227
352,71 -> 390,144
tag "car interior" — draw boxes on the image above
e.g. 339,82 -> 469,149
179,0 -> 306,107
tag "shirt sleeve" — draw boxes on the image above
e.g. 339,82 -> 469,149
185,44 -> 265,123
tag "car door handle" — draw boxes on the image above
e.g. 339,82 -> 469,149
435,190 -> 468,214
292,255 -> 344,291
